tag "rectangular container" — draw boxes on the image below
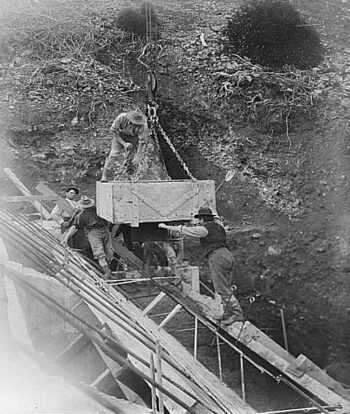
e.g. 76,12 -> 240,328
96,180 -> 216,226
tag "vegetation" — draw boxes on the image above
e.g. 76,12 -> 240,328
221,0 -> 324,70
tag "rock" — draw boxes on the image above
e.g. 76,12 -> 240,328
267,246 -> 282,256
60,57 -> 72,64
28,91 -> 42,100
71,116 -> 79,126
340,98 -> 350,108
21,49 -> 33,57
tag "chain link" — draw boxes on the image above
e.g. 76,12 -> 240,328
146,103 -> 195,180
154,117 -> 195,180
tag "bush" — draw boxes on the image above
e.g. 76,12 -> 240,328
221,0 -> 324,69
115,2 -> 158,37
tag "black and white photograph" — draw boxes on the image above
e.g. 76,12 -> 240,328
0,0 -> 349,413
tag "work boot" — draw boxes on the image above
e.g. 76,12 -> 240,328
101,156 -> 118,183
101,265 -> 111,280
101,167 -> 110,183
221,294 -> 244,326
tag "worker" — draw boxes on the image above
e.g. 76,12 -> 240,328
51,186 -> 92,258
159,206 -> 243,326
101,109 -> 150,182
61,196 -> 114,279
163,229 -> 184,276
51,186 -> 80,233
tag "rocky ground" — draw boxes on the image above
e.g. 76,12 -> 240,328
1,0 -> 350,409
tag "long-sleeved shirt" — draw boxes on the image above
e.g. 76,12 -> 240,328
164,224 -> 208,238
74,206 -> 109,231
164,217 -> 224,239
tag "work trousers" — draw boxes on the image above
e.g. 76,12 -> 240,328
208,247 -> 235,295
87,227 -> 114,268
208,247 -> 243,319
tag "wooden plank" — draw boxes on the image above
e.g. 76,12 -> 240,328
90,368 -> 110,387
1,194 -> 57,202
3,168 -> 51,219
158,304 -> 182,330
289,354 -> 350,401
54,333 -> 90,365
112,240 -> 145,271
36,182 -> 75,216
35,182 -> 57,196
140,292 -> 166,318
1,257 -> 255,414
226,322 -> 350,410
131,182 -> 140,227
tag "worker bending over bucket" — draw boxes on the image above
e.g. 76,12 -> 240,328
62,196 -> 114,279
159,206 -> 243,326
101,109 -> 150,182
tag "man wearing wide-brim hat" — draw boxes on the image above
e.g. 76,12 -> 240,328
159,206 -> 243,326
62,196 -> 114,279
101,109 -> 149,182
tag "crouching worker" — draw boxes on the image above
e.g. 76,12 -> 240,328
159,206 -> 243,326
61,196 -> 114,279
101,110 -> 149,182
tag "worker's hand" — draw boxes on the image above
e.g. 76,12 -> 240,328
124,142 -> 132,150
158,223 -> 167,229
61,239 -> 68,246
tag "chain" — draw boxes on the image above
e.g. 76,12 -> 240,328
143,5 -> 195,181
147,103 -> 165,166
154,117 -> 195,180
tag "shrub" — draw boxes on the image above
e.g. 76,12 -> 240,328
115,2 -> 158,37
221,0 -> 324,69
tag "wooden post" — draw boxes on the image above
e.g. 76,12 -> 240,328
280,308 -> 289,352
216,334 -> 222,382
240,353 -> 246,402
194,316 -> 198,360
150,352 -> 157,413
155,341 -> 164,414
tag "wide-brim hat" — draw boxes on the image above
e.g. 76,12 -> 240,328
65,186 -> 79,194
78,195 -> 95,209
127,110 -> 147,125
194,206 -> 214,218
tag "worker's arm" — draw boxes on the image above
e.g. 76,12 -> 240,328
50,204 -> 64,224
159,223 -> 208,238
111,129 -> 132,150
61,225 -> 77,245
134,124 -> 150,162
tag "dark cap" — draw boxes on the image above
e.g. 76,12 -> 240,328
194,206 -> 214,218
65,186 -> 79,194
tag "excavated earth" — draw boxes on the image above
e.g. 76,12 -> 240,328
0,0 -> 350,411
